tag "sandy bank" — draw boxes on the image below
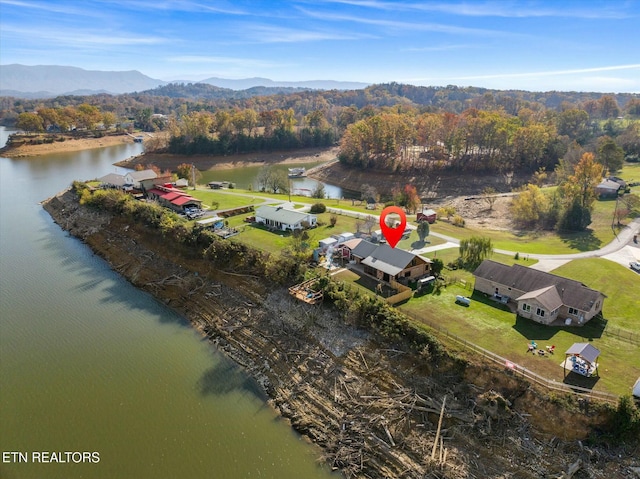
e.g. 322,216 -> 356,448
117,146 -> 340,172
0,133 -> 137,158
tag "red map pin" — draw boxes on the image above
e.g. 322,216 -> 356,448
379,206 -> 406,248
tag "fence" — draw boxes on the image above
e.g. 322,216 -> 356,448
602,325 -> 639,345
420,319 -> 620,404
386,279 -> 413,305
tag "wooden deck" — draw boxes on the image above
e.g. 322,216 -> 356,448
289,279 -> 323,304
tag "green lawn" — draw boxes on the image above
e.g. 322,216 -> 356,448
400,279 -> 640,396
189,189 -> 260,211
551,258 -> 640,330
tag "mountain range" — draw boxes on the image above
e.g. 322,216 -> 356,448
0,64 -> 369,98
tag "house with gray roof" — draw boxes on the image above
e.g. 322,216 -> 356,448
255,205 -> 317,231
473,260 -> 605,326
352,240 -> 432,283
595,179 -> 621,198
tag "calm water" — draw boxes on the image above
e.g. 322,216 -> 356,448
199,162 -> 355,199
0,127 -> 338,479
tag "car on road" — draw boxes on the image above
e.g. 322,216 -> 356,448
630,261 -> 640,272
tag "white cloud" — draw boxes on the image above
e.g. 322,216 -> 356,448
242,24 -> 372,43
1,24 -> 167,46
298,7 -> 519,37
318,0 -> 634,19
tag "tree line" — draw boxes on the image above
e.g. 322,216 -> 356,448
338,108 -> 639,173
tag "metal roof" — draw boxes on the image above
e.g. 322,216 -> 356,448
255,205 -> 315,225
565,343 -> 600,364
361,243 -> 423,276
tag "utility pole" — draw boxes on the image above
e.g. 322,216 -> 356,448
191,163 -> 196,190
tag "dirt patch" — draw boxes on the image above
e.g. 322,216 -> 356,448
437,195 -> 516,231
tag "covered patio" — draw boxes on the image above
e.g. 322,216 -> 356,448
562,343 -> 600,378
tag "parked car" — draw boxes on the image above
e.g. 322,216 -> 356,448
630,261 -> 640,272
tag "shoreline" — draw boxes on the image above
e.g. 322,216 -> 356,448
0,133 -> 137,158
116,146 -> 340,171
40,187 -> 633,479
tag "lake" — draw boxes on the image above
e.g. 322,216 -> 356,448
0,127 -> 339,479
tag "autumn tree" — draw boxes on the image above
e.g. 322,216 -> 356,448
510,184 -> 550,229
175,163 -> 201,186
557,152 -> 604,231
16,112 -> 44,133
401,184 -> 421,213
563,152 -> 604,211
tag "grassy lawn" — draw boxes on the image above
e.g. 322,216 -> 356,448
400,282 -> 640,396
551,258 -> 640,330
431,217 -> 622,255
189,189 -> 260,210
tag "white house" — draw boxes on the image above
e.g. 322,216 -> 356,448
124,169 -> 158,188
255,205 -> 317,231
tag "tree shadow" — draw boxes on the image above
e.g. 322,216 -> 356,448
411,239 -> 432,249
197,357 -> 266,400
558,229 -> 602,252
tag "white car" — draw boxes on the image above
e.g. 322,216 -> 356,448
630,261 -> 640,272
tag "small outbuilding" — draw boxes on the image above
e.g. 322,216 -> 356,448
563,343 -> 600,378
417,208 -> 437,224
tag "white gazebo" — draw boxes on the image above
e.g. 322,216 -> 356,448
563,343 -> 600,378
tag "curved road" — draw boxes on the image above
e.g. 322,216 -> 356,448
205,188 -> 640,272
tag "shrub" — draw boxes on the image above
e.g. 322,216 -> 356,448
452,214 -> 465,227
310,202 -> 326,213
329,214 -> 338,227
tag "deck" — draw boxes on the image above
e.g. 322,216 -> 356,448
288,279 -> 323,304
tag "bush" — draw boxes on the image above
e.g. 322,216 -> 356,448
310,202 -> 326,213
452,214 -> 465,227
329,214 -> 338,227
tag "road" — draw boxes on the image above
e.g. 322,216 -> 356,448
204,188 -> 640,272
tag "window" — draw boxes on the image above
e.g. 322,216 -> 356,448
536,307 -> 545,317
568,307 -> 578,316
595,301 -> 600,310
521,303 -> 531,312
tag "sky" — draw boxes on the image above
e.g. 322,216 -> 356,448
1,0 -> 639,93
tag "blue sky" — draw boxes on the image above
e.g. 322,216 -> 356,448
1,0 -> 639,92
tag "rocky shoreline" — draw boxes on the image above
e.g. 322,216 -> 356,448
42,188 -> 637,479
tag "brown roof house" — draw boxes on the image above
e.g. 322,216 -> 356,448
352,240 -> 431,283
473,260 -> 605,326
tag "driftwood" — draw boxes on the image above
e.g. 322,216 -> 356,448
557,459 -> 582,479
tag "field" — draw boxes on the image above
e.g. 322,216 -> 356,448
399,259 -> 640,396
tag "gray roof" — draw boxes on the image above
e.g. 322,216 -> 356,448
516,285 -> 563,311
98,173 -> 125,186
255,205 -> 315,225
596,179 -> 621,191
565,343 -> 600,364
361,243 -> 426,276
350,239 -> 378,259
473,260 -> 604,312
128,169 -> 158,181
